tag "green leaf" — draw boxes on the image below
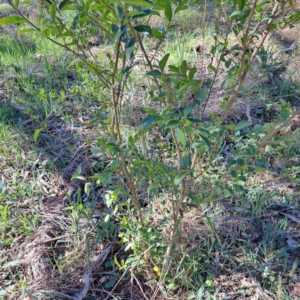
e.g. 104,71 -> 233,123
105,277 -> 116,289
224,189 -> 233,197
13,0 -> 19,9
165,2 -> 172,22
166,119 -> 181,127
191,142 -> 201,148
229,11 -> 242,20
33,129 -> 40,142
245,144 -> 256,156
188,67 -> 197,80
159,53 -> 170,72
122,0 -> 153,7
280,108 -> 290,121
273,250 -> 287,259
122,64 -> 133,76
61,4 -> 77,11
18,26 -> 38,34
187,118 -> 203,124
128,10 -> 146,17
174,3 -> 188,15
49,3 -> 57,22
132,8 -> 159,19
235,120 -> 252,131
133,24 -> 152,34
174,171 -> 188,185
45,15 -> 54,23
0,238 -> 11,248
230,170 -> 237,177
216,44 -> 226,52
125,36 -> 136,61
146,70 -> 162,77
200,134 -> 211,150
195,89 -> 207,100
92,147 -> 101,154
151,28 -> 162,40
236,158 -> 245,166
69,58 -> 82,67
0,15 -> 26,25
59,0 -> 71,10
255,157 -> 267,168
115,4 -> 125,20
180,156 -> 190,169
208,64 -> 217,73
180,60 -> 187,75
237,0 -> 246,11
0,3 -> 15,11
234,184 -> 244,193
225,59 -> 231,68
105,143 -> 120,154
114,24 -> 128,43
169,65 -> 179,73
175,128 -> 186,146
198,128 -> 210,138
139,115 -> 162,128
143,109 -> 157,116
183,103 -> 195,117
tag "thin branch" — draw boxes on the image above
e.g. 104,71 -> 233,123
127,16 -> 161,92
110,34 -> 144,225
259,109 -> 300,146
219,1 -> 284,123
200,50 -> 222,118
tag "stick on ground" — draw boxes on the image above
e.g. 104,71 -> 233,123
76,246 -> 111,300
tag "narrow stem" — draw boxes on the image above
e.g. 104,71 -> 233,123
220,1 -> 282,123
259,109 -> 300,147
127,18 -> 161,92
110,29 -> 144,226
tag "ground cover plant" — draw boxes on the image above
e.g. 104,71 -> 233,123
0,0 -> 300,299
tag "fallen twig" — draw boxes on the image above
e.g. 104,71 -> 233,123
273,41 -> 299,58
133,274 -> 150,300
76,246 -> 111,300
237,100 -> 252,123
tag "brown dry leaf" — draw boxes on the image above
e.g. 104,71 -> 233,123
241,278 -> 258,288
